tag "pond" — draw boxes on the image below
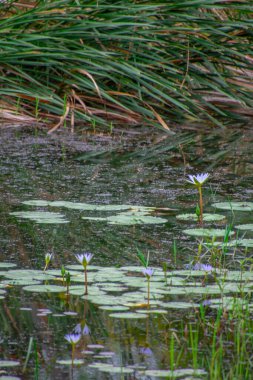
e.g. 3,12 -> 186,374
0,126 -> 253,379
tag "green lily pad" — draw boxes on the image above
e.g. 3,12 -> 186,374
98,366 -> 134,374
212,202 -> 253,211
0,361 -> 20,368
235,224 -> 253,231
177,213 -> 225,222
109,312 -> 148,319
50,201 -> 133,211
22,200 -> 51,206
56,359 -> 84,365
144,368 -> 206,377
136,309 -> 168,314
228,239 -> 253,248
10,211 -> 68,224
82,217 -> 108,222
2,279 -> 41,286
0,263 -> 17,269
183,228 -> 234,238
99,305 -> 130,311
159,302 -> 200,309
107,215 -> 167,225
23,285 -> 66,293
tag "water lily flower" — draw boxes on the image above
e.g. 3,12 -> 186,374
140,346 -> 153,356
193,263 -> 213,271
142,267 -> 154,279
74,323 -> 90,336
83,324 -> 90,335
44,252 -> 53,272
75,252 -> 93,295
75,252 -> 93,268
187,173 -> 209,186
186,173 -> 210,225
65,333 -> 81,345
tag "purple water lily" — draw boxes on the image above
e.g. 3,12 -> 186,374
193,263 -> 213,272
65,333 -> 81,346
142,267 -> 154,278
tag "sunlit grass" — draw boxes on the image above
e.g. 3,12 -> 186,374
0,0 -> 252,131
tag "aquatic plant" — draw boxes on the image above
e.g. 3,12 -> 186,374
187,173 -> 210,225
65,333 -> 81,366
75,252 -> 93,295
43,253 -> 53,272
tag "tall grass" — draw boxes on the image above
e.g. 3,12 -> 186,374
0,0 -> 252,131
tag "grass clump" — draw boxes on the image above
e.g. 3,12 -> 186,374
0,0 -> 252,132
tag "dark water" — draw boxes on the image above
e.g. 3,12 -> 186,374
0,126 -> 253,379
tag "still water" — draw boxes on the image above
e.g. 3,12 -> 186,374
0,126 -> 253,379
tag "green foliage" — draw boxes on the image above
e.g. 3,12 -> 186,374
0,0 -> 252,130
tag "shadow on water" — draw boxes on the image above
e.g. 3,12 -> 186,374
0,126 -> 253,379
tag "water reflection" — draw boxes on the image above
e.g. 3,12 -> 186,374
0,126 -> 253,378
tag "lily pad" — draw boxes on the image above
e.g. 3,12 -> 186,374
98,366 -> 134,374
159,302 -> 200,309
107,215 -> 167,225
0,263 -> 17,269
177,213 -> 225,222
99,305 -> 130,311
109,312 -> 148,319
10,211 -> 68,224
23,285 -> 66,293
0,361 -> 20,368
56,359 -> 84,365
212,202 -> 253,211
22,200 -> 51,206
235,224 -> 253,231
228,239 -> 253,248
183,228 -> 234,238
144,368 -> 206,377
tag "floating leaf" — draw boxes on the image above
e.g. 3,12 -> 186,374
235,224 -> 253,231
50,201 -> 132,211
136,309 -> 168,314
99,305 -> 130,311
107,215 -> 167,225
228,239 -> 253,248
0,263 -> 17,269
98,366 -> 134,374
183,228 -> 234,238
109,312 -> 148,319
0,361 -> 20,368
212,202 -> 253,211
2,279 -> 41,286
159,302 -> 200,309
23,285 -> 66,293
56,359 -> 84,365
10,211 -> 68,224
176,213 -> 225,222
144,368 -> 206,377
22,200 -> 51,206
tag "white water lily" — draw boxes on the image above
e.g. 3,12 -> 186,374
187,173 -> 209,186
75,252 -> 93,268
75,252 -> 93,295
44,252 -> 53,272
